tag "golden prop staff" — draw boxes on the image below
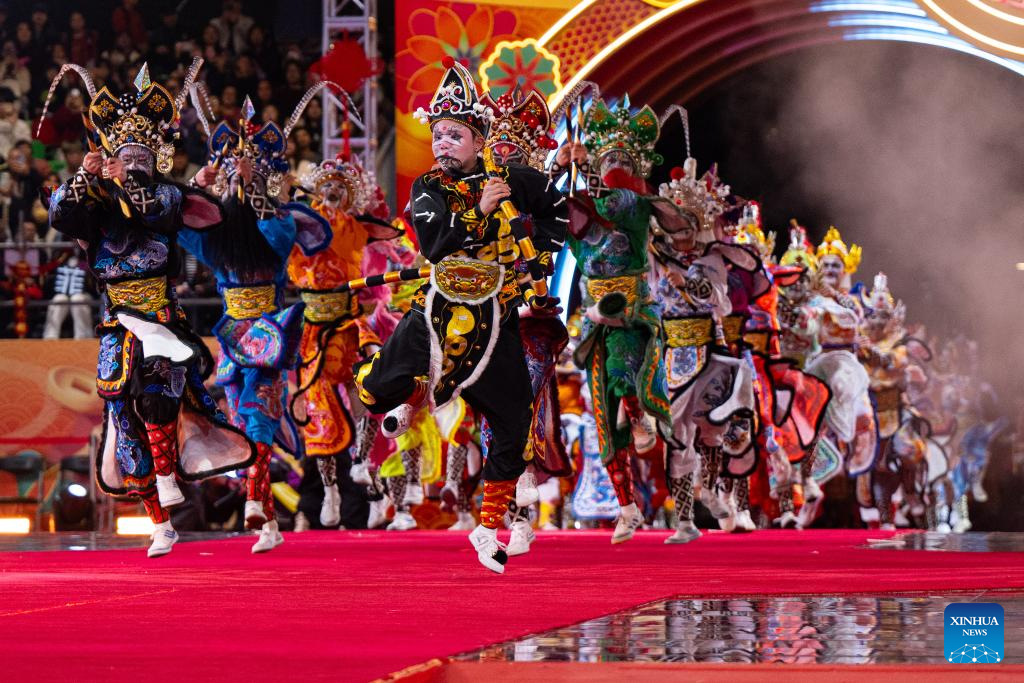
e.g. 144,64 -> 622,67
481,146 -> 549,307
306,266 -> 433,294
82,115 -> 132,219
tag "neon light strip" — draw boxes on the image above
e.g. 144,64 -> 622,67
965,0 -> 1024,27
810,0 -> 927,15
920,0 -> 1024,54
539,0 -> 600,46
827,14 -> 948,31
844,27 -> 1024,74
550,0 -> 704,109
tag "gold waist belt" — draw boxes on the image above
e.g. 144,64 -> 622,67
223,285 -> 277,320
301,290 -> 356,323
723,315 -> 745,343
585,274 -> 641,308
663,317 -> 713,348
107,277 -> 169,314
874,386 -> 901,413
743,330 -> 770,354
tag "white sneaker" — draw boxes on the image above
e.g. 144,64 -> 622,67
779,510 -> 800,529
469,524 -> 509,574
147,522 -> 178,558
880,523 -> 896,531
612,502 -> 643,544
507,519 -> 536,557
252,520 -> 284,554
367,496 -> 390,529
953,516 -> 972,534
796,498 -> 822,529
972,481 -> 988,503
631,414 -> 658,456
244,499 -> 267,530
803,477 -> 823,502
716,489 -> 738,531
700,487 -> 732,519
516,470 -> 540,508
387,511 -> 417,531
349,460 -> 372,486
448,511 -> 476,531
403,482 -> 424,506
733,509 -> 756,533
664,521 -> 701,544
293,511 -> 310,533
155,474 -> 185,508
936,521 -> 952,533
320,483 -> 341,527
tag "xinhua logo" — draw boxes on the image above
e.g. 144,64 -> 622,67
944,603 -> 1004,663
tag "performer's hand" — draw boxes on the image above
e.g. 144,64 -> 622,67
236,157 -> 254,185
479,178 -> 511,215
82,151 -> 103,176
555,143 -> 587,168
103,157 -> 126,183
194,165 -> 218,188
278,173 -> 295,201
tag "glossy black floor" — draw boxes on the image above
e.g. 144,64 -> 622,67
457,590 -> 1024,665
865,532 -> 1024,553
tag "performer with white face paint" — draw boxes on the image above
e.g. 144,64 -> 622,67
44,62 -> 256,558
355,58 -> 567,573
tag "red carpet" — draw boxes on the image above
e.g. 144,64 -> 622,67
1,529 -> 1023,681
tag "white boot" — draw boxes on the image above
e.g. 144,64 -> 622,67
349,459 -> 372,486
320,483 -> 341,527
700,487 -> 732,519
244,499 -> 267,530
381,388 -> 426,438
367,496 -> 390,529
155,474 -> 185,508
387,510 -> 417,531
469,524 -> 509,574
516,469 -> 540,508
733,509 -> 756,533
448,510 -> 475,531
147,521 -> 178,558
972,481 -> 988,503
403,482 -> 424,506
293,511 -> 310,533
803,476 -> 823,502
664,519 -> 701,545
507,518 -> 536,557
252,519 -> 284,554
611,502 -> 643,544
777,510 -> 800,529
716,488 -> 738,532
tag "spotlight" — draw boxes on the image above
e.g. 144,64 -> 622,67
116,516 -> 154,536
67,484 -> 88,498
1015,262 -> 1024,271
0,517 -> 31,534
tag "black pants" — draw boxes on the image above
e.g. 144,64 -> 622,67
361,309 -> 532,483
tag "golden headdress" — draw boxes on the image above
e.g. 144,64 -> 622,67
816,225 -> 862,274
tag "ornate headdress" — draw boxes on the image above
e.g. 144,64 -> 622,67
779,220 -> 819,272
478,87 -> 557,170
816,225 -> 862,274
300,153 -> 375,215
413,56 -> 493,137
655,157 -> 724,241
582,95 -> 662,178
734,201 -> 777,264
202,81 -> 357,218
864,272 -> 906,326
40,60 -> 204,174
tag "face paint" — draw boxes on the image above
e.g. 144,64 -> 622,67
432,121 -> 479,173
820,256 -> 845,289
490,141 -> 525,166
598,150 -> 635,177
319,178 -> 349,210
117,145 -> 155,177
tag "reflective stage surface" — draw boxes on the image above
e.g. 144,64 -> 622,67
0,531 -> 238,552
866,531 -> 1024,553
458,591 -> 1024,665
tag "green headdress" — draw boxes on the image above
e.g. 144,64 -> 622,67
583,95 -> 662,178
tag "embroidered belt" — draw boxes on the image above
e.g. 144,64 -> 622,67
723,314 -> 745,344
585,274 -> 641,308
663,317 -> 713,348
223,285 -> 277,320
433,257 -> 503,301
106,277 -> 169,313
874,385 -> 901,413
301,290 -> 357,323
743,330 -> 771,354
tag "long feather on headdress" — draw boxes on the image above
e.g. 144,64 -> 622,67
659,104 -> 690,159
189,81 -> 215,139
37,64 -> 98,137
283,80 -> 361,140
174,57 -> 204,113
550,80 -> 600,127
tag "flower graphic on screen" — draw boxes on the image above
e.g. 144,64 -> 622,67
480,38 -> 563,100
398,4 -> 518,112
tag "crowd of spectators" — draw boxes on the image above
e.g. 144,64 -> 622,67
0,0 -> 329,338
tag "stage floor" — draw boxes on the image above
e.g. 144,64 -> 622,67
1,529 -> 1023,681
